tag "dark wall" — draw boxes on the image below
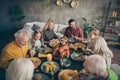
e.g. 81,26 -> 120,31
0,0 -> 114,32
19,0 -> 108,25
0,0 -> 15,32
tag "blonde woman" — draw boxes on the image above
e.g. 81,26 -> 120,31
42,19 -> 58,45
79,54 -> 118,80
6,58 -> 34,80
91,36 -> 113,67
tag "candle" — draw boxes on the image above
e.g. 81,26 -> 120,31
47,54 -> 52,61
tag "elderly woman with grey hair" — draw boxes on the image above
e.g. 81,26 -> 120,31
79,54 -> 118,80
85,36 -> 113,67
6,58 -> 34,80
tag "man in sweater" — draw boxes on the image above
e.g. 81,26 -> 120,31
64,19 -> 84,41
0,29 -> 36,69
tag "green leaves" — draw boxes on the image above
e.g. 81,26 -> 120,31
82,18 -> 92,38
8,5 -> 25,22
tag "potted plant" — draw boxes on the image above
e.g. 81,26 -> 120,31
82,18 -> 92,38
8,5 -> 25,28
82,18 -> 102,38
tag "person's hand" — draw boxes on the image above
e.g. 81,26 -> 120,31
79,69 -> 87,74
36,46 -> 40,50
86,48 -> 92,52
42,44 -> 47,48
74,36 -> 80,40
83,47 -> 92,52
29,49 -> 36,57
74,36 -> 78,40
83,55 -> 88,60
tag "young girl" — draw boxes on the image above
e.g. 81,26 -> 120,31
88,27 -> 100,41
88,28 -> 100,50
29,30 -> 43,51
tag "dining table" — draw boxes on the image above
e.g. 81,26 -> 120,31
33,45 -> 86,80
32,36 -> 93,80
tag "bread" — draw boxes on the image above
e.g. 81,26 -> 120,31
69,43 -> 87,51
49,39 -> 59,47
58,69 -> 79,80
43,61 -> 58,73
29,57 -> 41,68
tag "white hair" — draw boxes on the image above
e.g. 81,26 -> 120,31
14,29 -> 30,39
86,54 -> 107,76
94,36 -> 113,58
6,58 -> 34,80
23,24 -> 34,39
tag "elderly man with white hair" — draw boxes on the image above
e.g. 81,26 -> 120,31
0,29 -> 36,69
79,54 -> 118,80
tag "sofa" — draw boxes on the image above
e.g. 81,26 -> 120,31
24,21 -> 68,37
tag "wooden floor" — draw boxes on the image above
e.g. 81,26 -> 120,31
0,29 -> 120,66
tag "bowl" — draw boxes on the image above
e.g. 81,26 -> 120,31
61,58 -> 71,67
41,61 -> 59,74
32,73 -> 50,80
71,52 -> 84,61
29,57 -> 41,69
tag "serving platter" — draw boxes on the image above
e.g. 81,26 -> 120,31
41,61 -> 59,74
29,57 -> 41,68
32,73 -> 50,80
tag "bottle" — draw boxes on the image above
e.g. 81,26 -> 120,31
114,12 -> 117,17
112,11 -> 115,17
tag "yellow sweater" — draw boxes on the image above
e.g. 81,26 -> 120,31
0,41 -> 28,68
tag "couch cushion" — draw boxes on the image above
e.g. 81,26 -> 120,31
25,22 -> 34,28
33,22 -> 45,30
25,22 -> 68,36
57,24 -> 68,34
31,24 -> 40,31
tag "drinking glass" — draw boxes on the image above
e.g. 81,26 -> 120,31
47,54 -> 52,61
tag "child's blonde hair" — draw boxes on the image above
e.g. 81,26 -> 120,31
89,28 -> 100,36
